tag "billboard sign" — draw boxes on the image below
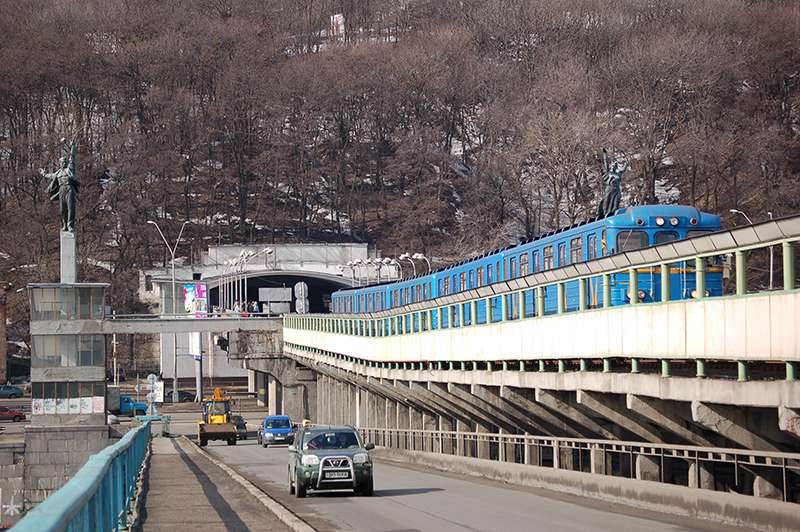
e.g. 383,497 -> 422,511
183,283 -> 209,317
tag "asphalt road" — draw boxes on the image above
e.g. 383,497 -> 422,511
205,439 -> 742,532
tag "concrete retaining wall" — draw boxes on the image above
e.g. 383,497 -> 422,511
0,443 -> 25,527
372,447 -> 800,532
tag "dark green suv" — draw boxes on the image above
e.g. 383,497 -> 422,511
288,425 -> 375,497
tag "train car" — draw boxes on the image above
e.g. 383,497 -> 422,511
331,205 -> 722,317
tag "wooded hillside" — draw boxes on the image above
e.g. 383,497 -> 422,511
1,0 -> 798,322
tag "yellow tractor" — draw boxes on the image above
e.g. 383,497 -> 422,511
197,388 -> 237,447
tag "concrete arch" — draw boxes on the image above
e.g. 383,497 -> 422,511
207,270 -> 354,288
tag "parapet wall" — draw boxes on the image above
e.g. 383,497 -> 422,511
372,447 -> 800,532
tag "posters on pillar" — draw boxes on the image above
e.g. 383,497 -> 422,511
92,396 -> 105,413
68,397 -> 81,414
80,396 -> 92,414
56,398 -> 68,414
43,398 -> 56,414
183,283 -> 209,317
31,399 -> 43,415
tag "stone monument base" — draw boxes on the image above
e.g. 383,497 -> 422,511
60,231 -> 76,283
23,424 -> 109,507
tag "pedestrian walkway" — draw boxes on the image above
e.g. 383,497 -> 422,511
136,436 -> 290,532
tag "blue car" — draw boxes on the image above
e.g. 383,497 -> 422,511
257,415 -> 294,448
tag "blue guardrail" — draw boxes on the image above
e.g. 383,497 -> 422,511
13,422 -> 151,531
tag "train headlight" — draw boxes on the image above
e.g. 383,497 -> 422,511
636,218 -> 645,226
670,217 -> 679,226
638,290 -> 646,300
690,217 -> 698,225
691,289 -> 698,298
655,217 -> 665,226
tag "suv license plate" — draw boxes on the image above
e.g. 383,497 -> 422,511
325,471 -> 349,479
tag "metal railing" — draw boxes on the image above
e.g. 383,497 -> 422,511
13,422 -> 151,532
359,427 -> 800,503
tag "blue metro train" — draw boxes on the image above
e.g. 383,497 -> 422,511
331,205 -> 722,319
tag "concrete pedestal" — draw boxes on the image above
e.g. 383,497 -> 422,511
23,425 -> 108,507
60,231 -> 76,283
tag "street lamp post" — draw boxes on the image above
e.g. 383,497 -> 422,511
147,219 -> 189,403
768,212 -> 774,289
729,209 -> 753,225
412,253 -> 431,273
399,252 -> 416,276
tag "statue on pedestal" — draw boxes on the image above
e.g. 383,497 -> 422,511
40,136 -> 79,232
596,148 -> 627,218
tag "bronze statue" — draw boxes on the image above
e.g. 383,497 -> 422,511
40,137 -> 79,232
596,148 -> 627,218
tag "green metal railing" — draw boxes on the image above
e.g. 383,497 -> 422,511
13,422 -> 151,532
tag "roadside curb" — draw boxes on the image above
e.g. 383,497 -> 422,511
177,435 -> 316,532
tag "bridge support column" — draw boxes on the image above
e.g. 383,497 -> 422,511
523,434 -> 540,466
576,390 -> 661,442
660,263 -> 670,302
396,403 -> 409,450
688,461 -> 714,490
602,273 -> 611,308
535,389 -> 616,440
247,370 -> 256,394
476,424 -> 491,460
736,250 -> 747,295
439,414 -> 454,454
256,371 -> 267,408
753,472 -> 783,500
589,445 -> 607,475
626,395 -> 713,446
784,241 -> 795,290
695,257 -> 706,298
422,411 -> 437,451
410,407 -> 423,450
456,419 -> 469,457
629,269 -> 639,304
536,288 -> 545,317
635,455 -> 661,482
267,374 -> 281,416
691,401 -> 781,451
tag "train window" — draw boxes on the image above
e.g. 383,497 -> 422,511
487,265 -> 494,284
533,252 -> 540,272
404,287 -> 409,304
443,277 -> 450,295
496,261 -> 501,282
468,270 -> 475,288
543,247 -> 553,270
617,230 -> 648,252
655,231 -> 678,244
588,235 -> 597,260
509,257 -> 517,279
558,244 -> 567,265
416,285 -> 422,302
423,283 -> 429,300
570,237 -> 582,263
520,254 -> 529,276
459,272 -> 466,291
476,266 -> 484,287
381,292 -> 386,309
601,230 -> 607,255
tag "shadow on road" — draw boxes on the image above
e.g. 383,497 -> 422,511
311,487 -> 445,498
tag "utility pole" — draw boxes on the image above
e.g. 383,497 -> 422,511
148,219 -> 189,403
0,283 -> 8,384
